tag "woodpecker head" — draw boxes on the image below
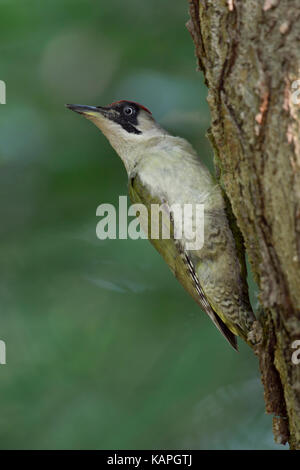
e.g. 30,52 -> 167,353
66,100 -> 168,172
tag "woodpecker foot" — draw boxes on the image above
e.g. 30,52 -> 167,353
247,320 -> 263,353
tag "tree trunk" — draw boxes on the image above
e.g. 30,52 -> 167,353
187,0 -> 300,449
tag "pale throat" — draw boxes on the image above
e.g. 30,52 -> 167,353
92,117 -> 166,175
100,126 -> 142,175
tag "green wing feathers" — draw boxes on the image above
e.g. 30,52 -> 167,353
129,174 -> 238,350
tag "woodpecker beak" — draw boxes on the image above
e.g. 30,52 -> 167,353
65,104 -> 110,119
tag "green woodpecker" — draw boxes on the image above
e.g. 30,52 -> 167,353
66,100 -> 256,350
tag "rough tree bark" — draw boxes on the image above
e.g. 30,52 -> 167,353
187,0 -> 300,449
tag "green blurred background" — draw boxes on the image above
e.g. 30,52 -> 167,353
0,0 -> 282,450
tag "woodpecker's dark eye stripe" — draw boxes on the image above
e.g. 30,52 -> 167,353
107,101 -> 142,134
117,120 -> 141,134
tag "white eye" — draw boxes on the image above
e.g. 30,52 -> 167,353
124,106 -> 134,116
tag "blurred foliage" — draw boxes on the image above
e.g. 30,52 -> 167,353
0,0 -> 283,449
